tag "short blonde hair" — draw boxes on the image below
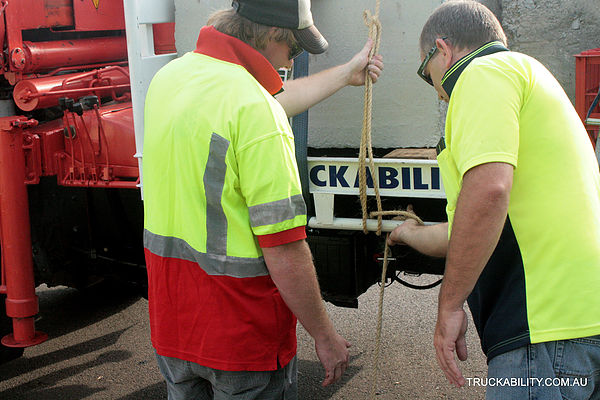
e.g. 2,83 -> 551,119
419,1 -> 507,54
207,9 -> 295,50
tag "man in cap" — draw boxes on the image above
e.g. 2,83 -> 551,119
232,0 -> 384,117
388,1 -> 600,398
142,1 -> 383,399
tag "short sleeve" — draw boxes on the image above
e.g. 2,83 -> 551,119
236,97 -> 307,237
447,60 -> 523,178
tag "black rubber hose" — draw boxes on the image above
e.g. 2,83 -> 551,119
291,52 -> 312,215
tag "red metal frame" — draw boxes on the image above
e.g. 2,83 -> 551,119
575,48 -> 600,149
3,0 -> 124,31
0,117 -> 47,348
153,23 -> 176,55
2,0 -> 126,82
17,103 -> 139,188
0,0 -> 176,350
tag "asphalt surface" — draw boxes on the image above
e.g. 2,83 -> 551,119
0,277 -> 487,399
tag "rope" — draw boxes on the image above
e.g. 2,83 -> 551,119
359,0 -> 383,235
368,211 -> 423,400
357,1 -> 427,397
359,2 -> 386,398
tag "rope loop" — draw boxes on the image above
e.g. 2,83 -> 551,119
363,10 -> 382,58
370,210 -> 425,227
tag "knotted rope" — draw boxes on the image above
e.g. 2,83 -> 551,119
359,0 -> 383,235
358,2 -> 428,397
358,2 -> 387,398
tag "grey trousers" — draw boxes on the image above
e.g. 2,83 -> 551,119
155,352 -> 298,400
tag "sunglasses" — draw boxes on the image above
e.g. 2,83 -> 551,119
417,37 -> 447,86
288,41 -> 304,60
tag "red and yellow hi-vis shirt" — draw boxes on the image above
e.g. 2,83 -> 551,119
143,26 -> 307,371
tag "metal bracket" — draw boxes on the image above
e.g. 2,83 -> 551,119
22,133 -> 41,184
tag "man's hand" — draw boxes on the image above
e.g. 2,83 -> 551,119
277,39 -> 383,116
434,306 -> 468,387
263,240 -> 350,386
345,39 -> 384,86
388,218 -> 420,246
315,331 -> 351,386
386,209 -> 449,257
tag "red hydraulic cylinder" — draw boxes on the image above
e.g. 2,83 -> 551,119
0,117 -> 47,348
11,37 -> 128,73
13,67 -> 131,111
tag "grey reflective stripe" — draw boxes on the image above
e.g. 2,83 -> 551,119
204,133 -> 229,255
248,194 -> 307,228
144,230 -> 269,278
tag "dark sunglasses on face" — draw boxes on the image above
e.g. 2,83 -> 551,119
417,37 -> 447,86
288,41 -> 304,60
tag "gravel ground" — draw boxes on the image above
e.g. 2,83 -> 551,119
0,278 -> 487,399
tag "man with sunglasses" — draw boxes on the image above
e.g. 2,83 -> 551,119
143,1 -> 383,399
388,1 -> 600,399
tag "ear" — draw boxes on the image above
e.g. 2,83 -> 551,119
435,38 -> 454,69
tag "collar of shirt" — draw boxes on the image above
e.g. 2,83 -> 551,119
441,41 -> 509,99
194,25 -> 284,96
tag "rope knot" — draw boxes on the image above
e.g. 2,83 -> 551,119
363,10 -> 382,57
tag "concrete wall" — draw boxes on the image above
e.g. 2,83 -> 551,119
304,0 -> 443,149
500,0 -> 600,103
173,0 -> 600,149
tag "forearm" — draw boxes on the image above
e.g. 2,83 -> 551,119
276,64 -> 351,117
439,163 -> 513,311
262,239 -> 336,340
396,222 -> 449,257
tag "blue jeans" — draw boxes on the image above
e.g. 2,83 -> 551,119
486,334 -> 600,400
155,353 -> 297,400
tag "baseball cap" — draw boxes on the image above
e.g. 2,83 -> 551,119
231,0 -> 328,54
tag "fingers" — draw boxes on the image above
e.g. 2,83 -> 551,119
387,236 -> 395,246
370,54 -> 384,69
387,226 -> 402,246
322,370 -> 333,387
327,341 -> 350,386
322,360 -> 348,387
368,55 -> 384,83
346,44 -> 383,86
434,336 -> 461,387
316,333 -> 351,387
444,343 -> 465,386
361,38 -> 374,57
434,343 -> 456,385
387,217 -> 418,246
434,310 -> 468,387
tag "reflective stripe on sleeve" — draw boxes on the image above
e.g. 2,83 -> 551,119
204,133 -> 229,255
144,230 -> 269,278
248,194 -> 307,228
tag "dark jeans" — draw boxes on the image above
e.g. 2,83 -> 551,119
155,352 -> 297,400
486,334 -> 600,400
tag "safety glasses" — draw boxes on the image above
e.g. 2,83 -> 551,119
288,41 -> 304,60
417,37 -> 446,86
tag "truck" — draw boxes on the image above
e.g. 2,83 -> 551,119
1,0 -> 598,363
